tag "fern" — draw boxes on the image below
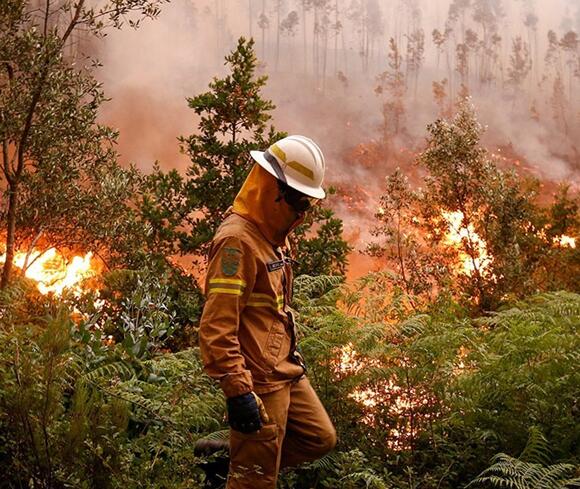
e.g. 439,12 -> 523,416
468,428 -> 580,489
519,427 -> 552,466
81,360 -> 136,383
293,274 -> 344,303
468,454 -> 580,489
0,278 -> 28,309
305,451 -> 341,471
201,429 -> 230,441
477,292 -> 580,330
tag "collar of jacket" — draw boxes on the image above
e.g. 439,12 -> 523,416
232,163 -> 305,247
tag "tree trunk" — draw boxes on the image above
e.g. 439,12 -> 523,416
1,181 -> 19,288
215,0 -> 220,53
261,0 -> 266,59
322,24 -> 328,90
276,0 -> 280,71
334,0 -> 338,75
313,5 -> 318,80
341,23 -> 347,76
302,3 -> 307,73
249,0 -> 253,39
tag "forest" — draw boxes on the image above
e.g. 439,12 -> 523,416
0,0 -> 579,488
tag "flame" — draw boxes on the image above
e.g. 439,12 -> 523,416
452,345 -> 471,376
334,344 -> 436,450
442,211 -> 490,275
332,342 -> 380,379
555,235 -> 576,248
348,376 -> 436,450
0,247 -> 98,295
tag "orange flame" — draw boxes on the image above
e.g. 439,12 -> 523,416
442,211 -> 490,275
555,235 -> 576,248
333,343 -> 436,450
0,247 -> 98,295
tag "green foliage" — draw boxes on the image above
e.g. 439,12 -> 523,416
0,270 -> 578,488
281,449 -> 390,488
371,100 -> 579,312
468,428 -> 580,489
0,281 -> 222,489
140,37 -> 350,276
292,199 -> 352,276
0,0 -> 166,287
141,37 -> 285,257
469,455 -> 580,489
2,8 -> 578,489
291,273 -> 580,489
77,267 -> 203,358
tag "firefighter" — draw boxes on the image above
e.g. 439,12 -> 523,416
198,135 -> 337,489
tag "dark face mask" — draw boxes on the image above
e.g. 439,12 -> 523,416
277,181 -> 316,214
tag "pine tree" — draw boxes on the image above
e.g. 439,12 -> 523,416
291,201 -> 351,277
141,38 -> 283,257
178,37 -> 284,253
142,37 -> 350,276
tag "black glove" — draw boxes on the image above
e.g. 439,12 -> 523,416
226,392 -> 268,434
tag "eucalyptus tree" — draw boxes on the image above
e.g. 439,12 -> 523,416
376,37 -> 406,140
507,36 -> 532,109
258,0 -> 270,59
560,30 -> 579,100
405,27 -> 425,100
280,9 -> 300,71
433,27 -> 455,99
523,11 -> 539,83
472,0 -> 504,85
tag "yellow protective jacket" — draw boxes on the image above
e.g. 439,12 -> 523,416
199,164 -> 306,398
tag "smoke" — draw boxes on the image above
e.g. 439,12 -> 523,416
96,0 -> 220,170
95,0 -> 580,253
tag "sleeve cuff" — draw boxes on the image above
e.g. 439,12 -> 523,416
219,370 -> 254,398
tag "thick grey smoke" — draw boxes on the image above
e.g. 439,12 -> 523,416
96,0 -> 580,251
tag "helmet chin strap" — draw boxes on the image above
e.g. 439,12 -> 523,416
263,150 -> 287,184
264,150 -> 312,213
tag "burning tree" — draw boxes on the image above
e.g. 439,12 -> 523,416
0,0 -> 166,288
371,100 -> 578,312
367,170 -> 446,310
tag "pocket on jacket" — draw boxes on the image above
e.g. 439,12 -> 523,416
263,320 -> 285,372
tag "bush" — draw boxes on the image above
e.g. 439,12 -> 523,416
0,280 -> 222,489
292,275 -> 580,488
1,272 -> 578,488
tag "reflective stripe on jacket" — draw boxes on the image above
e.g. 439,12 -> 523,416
199,164 -> 306,398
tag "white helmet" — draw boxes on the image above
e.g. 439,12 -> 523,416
250,135 -> 326,199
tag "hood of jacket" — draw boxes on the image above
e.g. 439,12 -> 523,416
232,163 -> 303,246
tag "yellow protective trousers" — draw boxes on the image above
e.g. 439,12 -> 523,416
227,376 -> 336,489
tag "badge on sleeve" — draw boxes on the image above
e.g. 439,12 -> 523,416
221,247 -> 242,276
